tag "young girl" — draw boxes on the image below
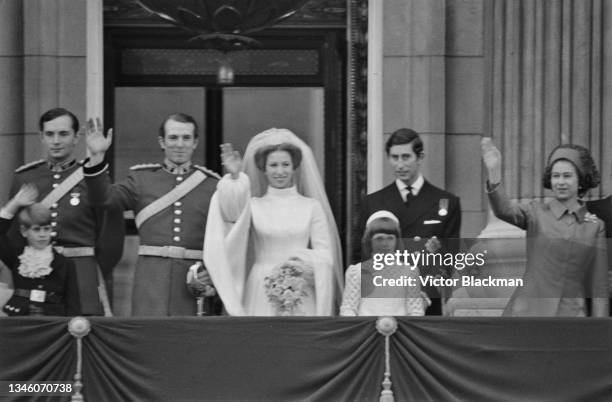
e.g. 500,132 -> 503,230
0,184 -> 81,316
340,210 -> 429,316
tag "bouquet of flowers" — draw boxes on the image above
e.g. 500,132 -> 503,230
264,258 -> 310,316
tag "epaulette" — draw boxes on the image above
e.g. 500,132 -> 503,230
194,165 -> 222,180
130,163 -> 162,171
15,159 -> 45,173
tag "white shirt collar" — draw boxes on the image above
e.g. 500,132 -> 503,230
395,174 -> 424,198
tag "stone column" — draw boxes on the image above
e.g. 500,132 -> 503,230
0,0 -> 25,288
383,0 -> 447,186
367,0 -> 384,192
382,0 -> 486,237
22,0 -> 88,162
0,0 -> 24,203
86,0 -> 104,122
486,0 -> 612,200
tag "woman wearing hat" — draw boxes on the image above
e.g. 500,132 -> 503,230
481,138 -> 608,316
340,210 -> 428,316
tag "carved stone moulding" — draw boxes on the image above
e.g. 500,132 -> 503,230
104,0 -> 347,28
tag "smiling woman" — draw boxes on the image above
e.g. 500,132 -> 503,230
254,143 -> 302,190
481,139 -> 608,317
203,128 -> 344,316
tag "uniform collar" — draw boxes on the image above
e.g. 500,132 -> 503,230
47,158 -> 77,172
163,159 -> 192,175
549,198 -> 587,221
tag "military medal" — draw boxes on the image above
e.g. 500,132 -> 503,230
70,192 -> 81,206
438,198 -> 448,216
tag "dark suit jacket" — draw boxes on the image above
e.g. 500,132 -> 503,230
585,196 -> 612,316
362,180 -> 461,244
0,218 -> 81,316
587,196 -> 612,269
587,196 -> 612,237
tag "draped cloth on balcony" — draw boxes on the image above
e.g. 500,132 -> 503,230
1,317 -> 611,401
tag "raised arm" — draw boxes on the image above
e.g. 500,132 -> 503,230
85,117 -> 113,167
83,118 -> 138,210
481,137 -> 530,230
0,184 -> 39,268
215,143 -> 250,222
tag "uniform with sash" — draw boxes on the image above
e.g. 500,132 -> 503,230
83,159 -> 219,316
9,159 -> 124,315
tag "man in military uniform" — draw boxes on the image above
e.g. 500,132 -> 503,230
8,108 -> 124,316
83,113 -> 220,316
360,128 -> 462,315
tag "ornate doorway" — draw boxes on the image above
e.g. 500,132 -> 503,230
103,0 -> 368,263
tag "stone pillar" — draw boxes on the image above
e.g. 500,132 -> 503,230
0,0 -> 24,203
486,0 -> 612,200
367,0 -> 384,192
383,0 -> 447,186
0,0 -> 25,288
22,0 -> 88,162
87,0 -> 104,122
479,0 -> 612,237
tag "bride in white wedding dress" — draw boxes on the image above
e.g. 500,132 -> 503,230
203,129 -> 343,316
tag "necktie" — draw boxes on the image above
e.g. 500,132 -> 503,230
405,186 -> 414,205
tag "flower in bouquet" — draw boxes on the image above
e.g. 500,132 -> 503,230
264,258 -> 310,315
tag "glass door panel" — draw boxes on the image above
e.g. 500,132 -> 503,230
114,87 -> 206,182
223,87 -> 325,175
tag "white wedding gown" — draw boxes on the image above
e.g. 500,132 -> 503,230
210,173 -> 335,316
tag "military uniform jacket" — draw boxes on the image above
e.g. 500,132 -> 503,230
84,162 -> 218,250
10,160 -> 98,248
9,159 -> 124,273
0,217 -> 81,316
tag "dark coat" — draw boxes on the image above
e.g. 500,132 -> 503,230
0,218 -> 81,316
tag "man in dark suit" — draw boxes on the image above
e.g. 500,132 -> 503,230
360,128 -> 461,315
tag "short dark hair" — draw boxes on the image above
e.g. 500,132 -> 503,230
159,113 -> 199,139
361,217 -> 402,260
254,143 -> 302,171
18,203 -> 51,229
39,108 -> 79,133
385,128 -> 424,156
542,144 -> 600,197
